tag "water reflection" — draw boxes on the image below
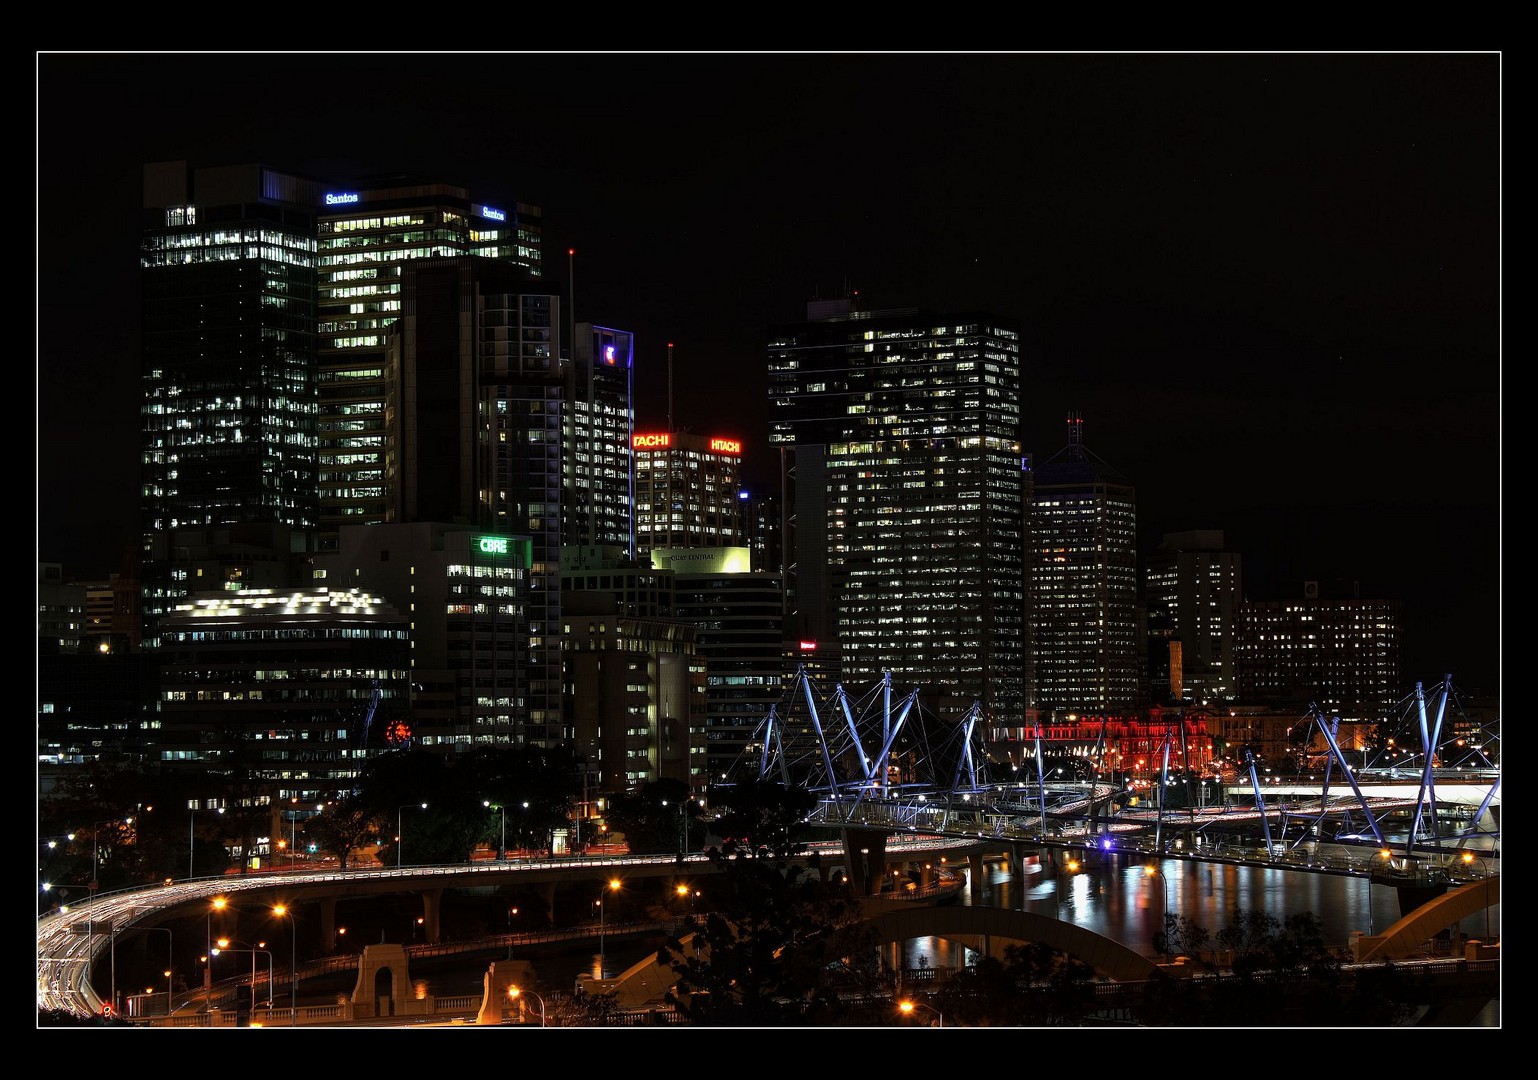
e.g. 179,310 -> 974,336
890,851 -> 1498,968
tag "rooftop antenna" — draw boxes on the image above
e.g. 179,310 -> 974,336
667,342 -> 675,434
1066,410 -> 1085,461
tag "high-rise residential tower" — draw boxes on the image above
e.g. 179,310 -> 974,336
767,299 -> 1025,721
140,161 -> 322,645
1028,413 -> 1140,718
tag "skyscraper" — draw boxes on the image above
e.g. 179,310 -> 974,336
140,161 -> 322,645
315,179 -> 542,549
1028,413 -> 1140,719
632,431 -> 745,558
1144,530 -> 1242,705
767,299 -> 1025,721
387,255 -> 564,744
566,324 -> 635,552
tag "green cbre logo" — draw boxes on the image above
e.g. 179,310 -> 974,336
478,536 -> 509,555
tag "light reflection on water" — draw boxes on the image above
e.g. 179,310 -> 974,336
890,850 -> 1499,968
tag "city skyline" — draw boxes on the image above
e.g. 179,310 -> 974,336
35,52 -> 1500,689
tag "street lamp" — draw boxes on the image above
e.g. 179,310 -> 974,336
205,896 -> 228,1007
110,924 -> 171,1020
508,985 -> 547,1027
1462,851 -> 1492,940
273,904 -> 297,1026
397,802 -> 427,868
898,998 -> 943,1027
214,937 -> 275,1010
164,969 -> 174,1017
484,801 -> 506,860
597,877 -> 621,978
1144,863 -> 1169,958
189,805 -> 224,879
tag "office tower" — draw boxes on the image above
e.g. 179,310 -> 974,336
566,324 -> 635,553
562,591 -> 705,791
140,161 -> 322,644
1028,413 -> 1140,718
767,300 -> 1025,721
156,586 -> 410,806
632,431 -> 746,558
1235,580 -> 1404,722
665,550 -> 787,783
315,179 -> 542,549
1144,530 -> 1243,705
741,490 -> 782,574
387,255 -> 564,745
38,564 -> 85,654
317,523 -> 532,749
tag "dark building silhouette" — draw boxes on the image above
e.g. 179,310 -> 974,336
1145,530 -> 1242,705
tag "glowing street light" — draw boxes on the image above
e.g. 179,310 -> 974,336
898,998 -> 943,1027
597,878 -> 621,977
272,904 -> 297,1026
507,985 -> 547,1027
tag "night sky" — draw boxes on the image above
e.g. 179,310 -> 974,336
35,53 -> 1501,691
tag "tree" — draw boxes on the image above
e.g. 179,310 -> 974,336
463,745 -> 583,855
660,782 -> 869,1025
934,943 -> 1099,1026
1153,912 -> 1212,966
305,796 -> 380,869
705,779 -> 816,860
604,778 -> 700,855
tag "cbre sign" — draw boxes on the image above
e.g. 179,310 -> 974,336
478,536 -> 509,555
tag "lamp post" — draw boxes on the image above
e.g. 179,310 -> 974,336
189,805 -> 223,879
484,801 -> 506,860
110,925 -> 171,1020
1462,851 -> 1491,940
1144,863 -> 1169,958
205,896 -> 228,1008
215,938 -> 275,1010
397,802 -> 427,868
273,904 -> 296,1026
898,998 -> 943,1027
164,969 -> 174,1017
597,877 -> 621,978
508,985 -> 547,1026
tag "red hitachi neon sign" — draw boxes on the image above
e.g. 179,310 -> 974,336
633,433 -> 671,449
709,437 -> 742,455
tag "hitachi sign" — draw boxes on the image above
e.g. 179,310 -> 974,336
633,433 -> 671,449
709,438 -> 742,455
